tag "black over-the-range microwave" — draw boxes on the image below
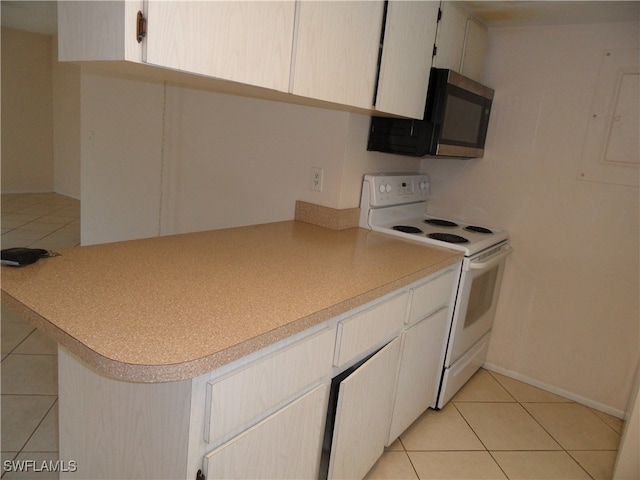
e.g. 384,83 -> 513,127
367,68 -> 495,158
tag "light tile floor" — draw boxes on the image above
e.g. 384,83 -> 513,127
2,193 -> 80,480
1,194 -> 625,480
1,193 -> 80,251
366,369 -> 624,480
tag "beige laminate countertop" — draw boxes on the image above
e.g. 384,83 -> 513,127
1,221 -> 462,383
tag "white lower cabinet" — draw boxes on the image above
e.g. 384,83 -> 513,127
387,308 -> 450,444
387,267 -> 459,445
408,269 -> 457,324
328,338 -> 402,480
204,327 -> 335,444
204,384 -> 329,479
334,292 -> 408,368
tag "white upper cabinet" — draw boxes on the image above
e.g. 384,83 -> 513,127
144,2 -> 296,92
291,1 -> 385,109
433,1 -> 488,82
375,1 -> 440,119
432,1 -> 467,72
292,0 -> 441,118
58,1 -> 143,62
460,15 -> 489,82
58,1 -> 295,92
58,1 -> 453,117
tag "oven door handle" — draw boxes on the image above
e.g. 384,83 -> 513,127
469,245 -> 512,270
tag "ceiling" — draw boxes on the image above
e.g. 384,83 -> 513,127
1,0 -> 639,36
461,1 -> 640,27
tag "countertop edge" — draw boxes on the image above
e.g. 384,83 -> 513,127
2,255 -> 462,383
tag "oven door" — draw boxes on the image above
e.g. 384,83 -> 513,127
444,242 -> 511,367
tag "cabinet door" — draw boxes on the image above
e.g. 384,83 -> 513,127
375,1 -> 440,119
387,308 -> 450,444
57,1 -> 143,62
204,384 -> 328,479
292,1 -> 384,109
432,1 -> 467,72
460,17 -> 488,82
328,338 -> 401,480
145,1 -> 295,92
433,2 -> 488,83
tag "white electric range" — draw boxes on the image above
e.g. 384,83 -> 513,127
359,173 -> 511,408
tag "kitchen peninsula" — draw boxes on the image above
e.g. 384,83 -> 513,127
2,219 -> 462,479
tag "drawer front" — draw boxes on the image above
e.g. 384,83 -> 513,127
205,327 -> 335,443
408,268 -> 458,324
334,292 -> 409,368
204,383 -> 329,480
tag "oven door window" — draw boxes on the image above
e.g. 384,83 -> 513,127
464,266 -> 499,328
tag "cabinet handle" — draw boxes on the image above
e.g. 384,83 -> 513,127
195,469 -> 205,480
136,11 -> 147,43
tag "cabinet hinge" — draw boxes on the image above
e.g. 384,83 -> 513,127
136,11 -> 147,43
437,7 -> 442,22
195,469 -> 205,480
432,45 -> 438,57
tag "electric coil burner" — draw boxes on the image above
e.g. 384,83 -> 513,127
428,233 -> 469,244
359,173 -> 512,410
392,225 -> 423,234
465,225 -> 494,234
425,218 -> 458,227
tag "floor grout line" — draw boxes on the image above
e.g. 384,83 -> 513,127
0,328 -> 37,359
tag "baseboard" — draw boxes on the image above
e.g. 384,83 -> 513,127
1,189 -> 53,195
54,190 -> 80,201
483,362 -> 626,420
0,190 -> 80,201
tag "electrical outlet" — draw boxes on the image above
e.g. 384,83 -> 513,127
310,167 -> 324,192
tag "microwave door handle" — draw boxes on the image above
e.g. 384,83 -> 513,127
469,246 -> 512,270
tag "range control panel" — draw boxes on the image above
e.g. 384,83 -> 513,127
362,173 -> 430,208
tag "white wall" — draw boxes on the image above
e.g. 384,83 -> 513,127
52,39 -> 81,199
420,21 -> 639,415
1,28 -> 54,193
160,85 -> 351,235
1,28 -> 81,199
80,70 -> 165,245
80,68 -> 390,244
